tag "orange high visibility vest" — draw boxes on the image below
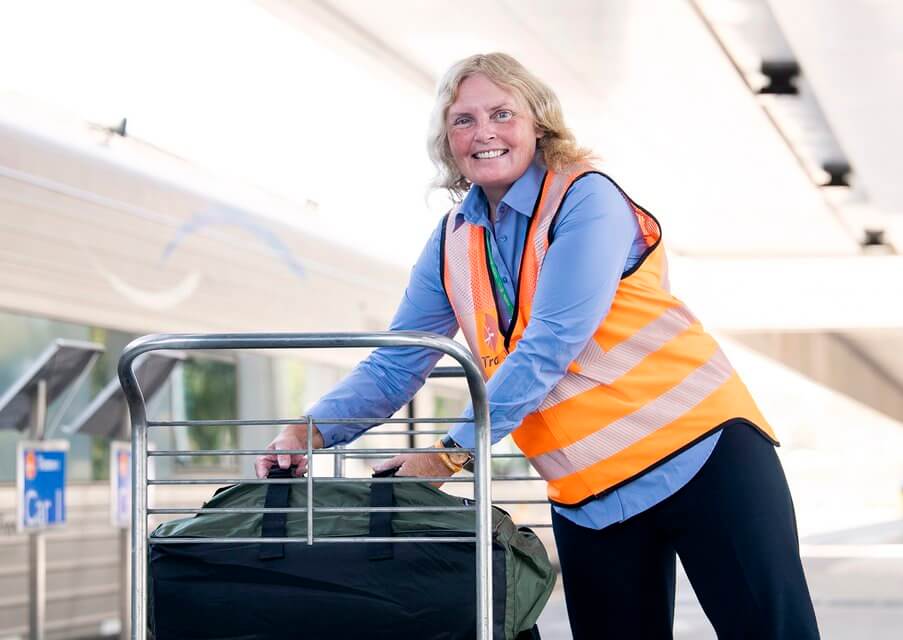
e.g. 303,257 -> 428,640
441,165 -> 777,506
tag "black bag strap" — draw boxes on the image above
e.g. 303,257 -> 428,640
515,625 -> 542,639
258,465 -> 294,560
368,466 -> 399,561
258,465 -> 399,561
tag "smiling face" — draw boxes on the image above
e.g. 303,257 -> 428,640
446,73 -> 541,207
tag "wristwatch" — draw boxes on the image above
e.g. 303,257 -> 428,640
439,434 -> 474,468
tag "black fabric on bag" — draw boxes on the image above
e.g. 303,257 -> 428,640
150,536 -> 509,639
257,466 -> 294,560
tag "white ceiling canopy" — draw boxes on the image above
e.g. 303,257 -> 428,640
258,0 -> 903,416
761,0 -> 902,252
766,0 -> 903,220
261,0 -> 858,257
693,0 -> 901,254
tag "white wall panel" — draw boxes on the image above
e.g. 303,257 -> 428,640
0,117 -> 411,369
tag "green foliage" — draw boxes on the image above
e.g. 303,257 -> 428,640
182,359 -> 238,466
87,326 -> 109,395
92,436 -> 109,480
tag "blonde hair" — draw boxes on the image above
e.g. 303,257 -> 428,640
428,52 -> 592,200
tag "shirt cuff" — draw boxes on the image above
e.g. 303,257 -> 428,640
312,422 -> 343,448
448,406 -> 476,449
446,425 -> 471,449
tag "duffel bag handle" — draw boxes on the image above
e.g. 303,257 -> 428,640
259,465 -> 399,561
258,465 -> 295,560
368,466 -> 399,561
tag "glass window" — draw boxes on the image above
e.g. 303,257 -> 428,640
433,393 -> 468,419
175,357 -> 238,470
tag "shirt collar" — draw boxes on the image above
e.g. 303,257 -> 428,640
456,155 -> 547,226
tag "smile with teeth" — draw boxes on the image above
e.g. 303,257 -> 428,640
472,149 -> 508,159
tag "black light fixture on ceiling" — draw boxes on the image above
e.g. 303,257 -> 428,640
822,160 -> 851,187
860,228 -> 897,256
108,117 -> 128,137
862,229 -> 886,247
758,60 -> 800,95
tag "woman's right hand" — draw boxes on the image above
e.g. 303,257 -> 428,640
254,424 -> 325,478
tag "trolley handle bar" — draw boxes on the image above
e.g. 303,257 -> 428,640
147,446 -> 476,457
428,366 -> 466,379
148,506 -> 476,514
149,536 -> 478,544
145,448 -> 527,459
147,417 -> 469,426
146,476 -> 541,485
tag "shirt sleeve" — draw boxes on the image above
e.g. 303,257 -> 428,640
309,216 -> 459,447
449,174 -> 639,448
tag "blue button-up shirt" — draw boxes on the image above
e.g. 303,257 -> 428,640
310,158 -> 720,529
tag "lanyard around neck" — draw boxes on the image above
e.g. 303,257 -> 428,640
483,228 -> 515,318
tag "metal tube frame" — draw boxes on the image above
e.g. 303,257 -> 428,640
118,331 -> 493,640
28,380 -> 47,640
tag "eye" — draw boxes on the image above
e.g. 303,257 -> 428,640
451,115 -> 473,128
493,110 -> 513,122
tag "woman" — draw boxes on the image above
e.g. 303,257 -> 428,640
255,53 -> 819,639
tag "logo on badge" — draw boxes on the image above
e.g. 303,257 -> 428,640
483,314 -> 499,351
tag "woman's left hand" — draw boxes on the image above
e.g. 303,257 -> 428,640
372,452 -> 455,487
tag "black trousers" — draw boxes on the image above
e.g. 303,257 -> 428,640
551,423 -> 820,639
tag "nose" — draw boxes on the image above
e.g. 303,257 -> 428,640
475,117 -> 497,143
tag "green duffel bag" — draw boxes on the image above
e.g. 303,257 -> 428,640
150,467 -> 556,640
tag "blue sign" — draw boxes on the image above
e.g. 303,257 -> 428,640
110,441 -> 131,528
16,441 -> 68,532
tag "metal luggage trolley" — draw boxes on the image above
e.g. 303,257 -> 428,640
118,331 -> 494,640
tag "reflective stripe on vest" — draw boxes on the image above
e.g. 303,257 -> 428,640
441,165 -> 777,506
